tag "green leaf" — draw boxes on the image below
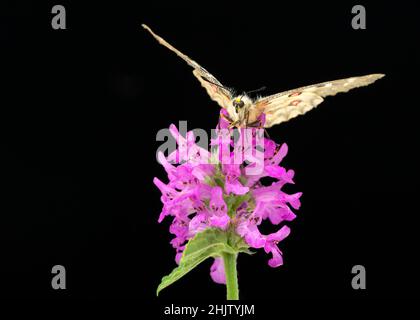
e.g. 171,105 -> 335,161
156,228 -> 236,296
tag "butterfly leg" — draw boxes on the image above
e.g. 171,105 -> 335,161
228,121 -> 239,129
243,110 -> 251,144
247,119 -> 270,138
220,112 -> 235,128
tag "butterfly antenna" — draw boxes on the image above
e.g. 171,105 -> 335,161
246,86 -> 266,95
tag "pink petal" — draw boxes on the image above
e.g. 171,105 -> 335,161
266,225 -> 291,244
265,166 -> 287,179
286,192 -> 302,209
209,186 -> 227,214
210,257 -> 226,284
271,143 -> 288,165
225,179 -> 249,195
157,152 -> 175,176
267,206 -> 296,225
209,214 -> 230,230
237,222 -> 266,249
267,247 -> 284,268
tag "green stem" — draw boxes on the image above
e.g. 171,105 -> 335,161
222,252 -> 239,300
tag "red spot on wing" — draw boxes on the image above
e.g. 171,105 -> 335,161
256,100 -> 269,110
288,92 -> 301,97
290,99 -> 301,106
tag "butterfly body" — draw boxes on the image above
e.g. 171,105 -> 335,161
142,24 -> 384,128
227,95 -> 255,127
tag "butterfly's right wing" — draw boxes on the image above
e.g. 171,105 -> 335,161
255,74 -> 384,128
142,24 -> 233,109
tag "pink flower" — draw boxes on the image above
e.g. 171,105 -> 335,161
208,186 -> 230,230
222,164 -> 249,195
237,217 -> 266,248
154,115 -> 302,283
210,257 -> 226,284
264,226 -> 291,267
252,182 -> 302,225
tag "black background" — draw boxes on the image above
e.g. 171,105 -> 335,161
1,1 -> 419,302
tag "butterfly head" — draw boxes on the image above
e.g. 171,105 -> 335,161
227,95 -> 253,126
232,97 -> 245,113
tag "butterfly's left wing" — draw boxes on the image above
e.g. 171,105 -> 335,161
142,24 -> 233,109
254,74 -> 384,128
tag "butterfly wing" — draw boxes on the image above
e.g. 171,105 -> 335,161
255,74 -> 385,128
142,24 -> 233,109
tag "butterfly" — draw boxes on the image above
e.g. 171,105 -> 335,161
142,24 -> 384,128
